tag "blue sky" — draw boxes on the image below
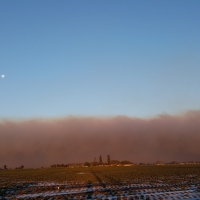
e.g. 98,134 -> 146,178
0,0 -> 200,118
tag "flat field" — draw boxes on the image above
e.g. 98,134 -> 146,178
1,165 -> 200,200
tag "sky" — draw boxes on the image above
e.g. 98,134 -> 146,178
1,1 -> 200,167
1,0 -> 200,118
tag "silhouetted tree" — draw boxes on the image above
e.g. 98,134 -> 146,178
107,155 -> 110,165
120,160 -> 133,165
99,155 -> 102,164
20,165 -> 24,169
110,160 -> 120,165
84,162 -> 91,167
139,163 -> 145,166
4,165 -> 7,170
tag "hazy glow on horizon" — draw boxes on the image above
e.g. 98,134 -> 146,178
0,1 -> 200,118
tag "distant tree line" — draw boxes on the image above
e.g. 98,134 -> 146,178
50,155 -> 133,168
84,155 -> 133,166
0,165 -> 25,170
51,164 -> 69,168
15,165 -> 24,169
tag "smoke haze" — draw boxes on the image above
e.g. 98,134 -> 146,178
1,111 -> 200,168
